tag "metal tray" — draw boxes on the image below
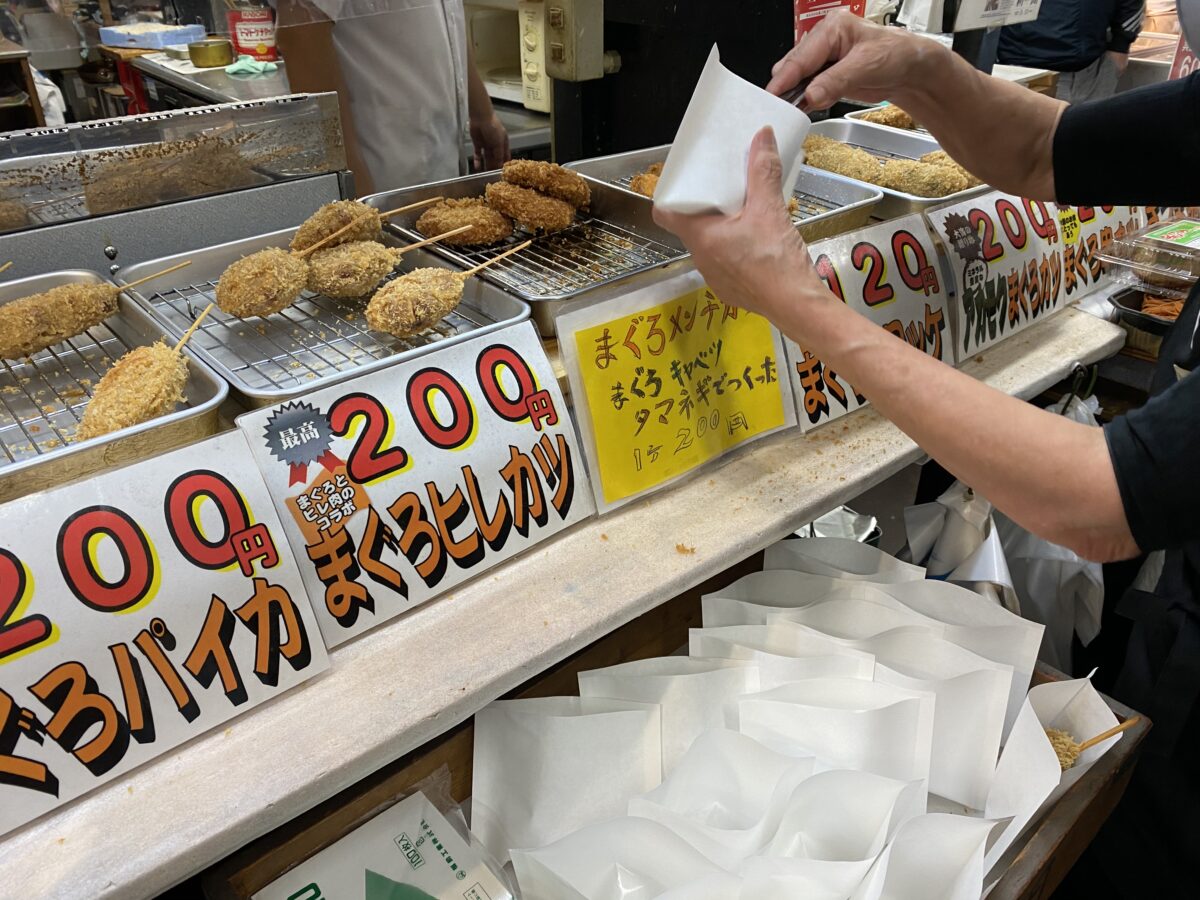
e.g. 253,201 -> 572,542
566,144 -> 883,243
0,270 -> 227,503
117,228 -> 530,407
361,172 -> 689,334
844,106 -> 930,135
808,119 -> 988,219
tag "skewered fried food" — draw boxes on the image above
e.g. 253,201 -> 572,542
307,241 -> 403,299
290,200 -> 382,252
629,172 -> 659,198
75,341 -> 188,441
646,162 -> 664,177
0,283 -> 119,360
366,268 -> 463,337
501,159 -> 591,208
217,247 -> 309,318
485,181 -> 576,233
415,197 -> 513,246
879,159 -> 970,197
804,140 -> 883,185
920,150 -> 983,188
860,105 -> 918,130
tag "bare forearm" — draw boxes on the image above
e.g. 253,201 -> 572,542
776,292 -> 1136,561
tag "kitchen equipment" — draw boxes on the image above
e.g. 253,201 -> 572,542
188,39 -> 235,69
0,270 -> 227,503
118,228 -> 529,407
466,0 -> 550,112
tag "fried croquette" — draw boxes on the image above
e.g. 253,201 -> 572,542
0,283 -> 119,360
860,105 -> 918,130
629,172 -> 659,198
501,159 -> 591,208
75,342 -> 187,441
879,159 -> 970,197
216,247 -> 309,318
804,142 -> 884,185
307,241 -> 403,299
366,268 -> 464,337
415,197 -> 513,246
646,162 -> 664,177
485,181 -> 576,233
919,150 -> 983,188
290,200 -> 382,252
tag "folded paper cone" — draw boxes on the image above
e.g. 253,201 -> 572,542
655,45 -> 811,215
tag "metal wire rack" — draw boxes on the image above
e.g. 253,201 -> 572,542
610,173 -> 839,226
0,325 -> 127,466
25,192 -> 90,226
140,276 -> 495,395
843,140 -> 917,162
406,217 -> 684,300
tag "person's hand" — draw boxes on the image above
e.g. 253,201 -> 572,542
1107,50 -> 1129,75
470,111 -> 510,171
765,10 -> 937,111
652,127 -> 828,323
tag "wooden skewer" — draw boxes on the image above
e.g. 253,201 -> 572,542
175,302 -> 215,352
0,261 -> 12,275
463,240 -> 532,277
1077,716 -> 1141,753
396,224 -> 474,255
120,260 -> 193,293
378,196 -> 447,222
294,196 -> 447,258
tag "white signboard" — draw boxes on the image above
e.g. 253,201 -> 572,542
786,214 -> 953,431
0,430 -> 328,837
954,0 -> 1043,30
930,192 -> 1141,360
239,322 -> 593,648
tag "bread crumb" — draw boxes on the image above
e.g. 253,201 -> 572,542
600,533 -> 608,541
675,543 -> 696,555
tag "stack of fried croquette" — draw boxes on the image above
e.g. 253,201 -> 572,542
802,134 -> 982,198
414,160 -> 590,246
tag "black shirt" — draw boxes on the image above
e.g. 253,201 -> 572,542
998,0 -> 1144,73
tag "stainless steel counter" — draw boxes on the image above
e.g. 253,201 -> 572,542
132,54 -> 291,105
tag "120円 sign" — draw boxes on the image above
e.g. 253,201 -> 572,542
0,431 -> 328,837
238,322 -> 594,648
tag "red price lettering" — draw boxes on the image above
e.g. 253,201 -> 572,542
813,253 -> 846,302
996,198 -> 1028,250
56,507 -> 155,613
851,241 -> 895,307
476,345 -> 538,422
1077,206 -> 1096,223
892,229 -> 939,294
1023,200 -> 1057,241
328,393 -> 410,484
0,549 -> 51,662
408,368 -> 475,450
165,470 -> 251,570
969,208 -> 1004,262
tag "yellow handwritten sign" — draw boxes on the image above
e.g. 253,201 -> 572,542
569,284 -> 789,506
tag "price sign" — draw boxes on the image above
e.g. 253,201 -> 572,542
558,268 -> 795,512
1170,34 -> 1200,80
239,322 -> 593,648
0,431 -> 328,837
953,0 -> 1042,30
794,2 -> 864,40
931,192 -> 1140,359
786,214 -> 953,431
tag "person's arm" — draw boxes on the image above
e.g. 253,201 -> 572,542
1107,0 -> 1145,72
466,43 -> 510,171
766,12 -> 1066,200
654,130 -> 1139,563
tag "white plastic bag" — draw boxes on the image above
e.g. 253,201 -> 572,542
472,697 -> 662,864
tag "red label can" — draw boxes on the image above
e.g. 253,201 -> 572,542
227,8 -> 279,62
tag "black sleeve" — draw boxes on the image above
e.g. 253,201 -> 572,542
1054,72 -> 1200,207
1106,369 -> 1200,552
1107,1 -> 1144,53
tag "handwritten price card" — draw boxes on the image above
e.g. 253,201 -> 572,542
558,267 -> 796,512
931,192 -> 1139,359
786,214 -> 953,431
239,322 -> 593,648
0,430 -> 328,837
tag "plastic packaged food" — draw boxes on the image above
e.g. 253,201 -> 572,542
1098,216 -> 1200,299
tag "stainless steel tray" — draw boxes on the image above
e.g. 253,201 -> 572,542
844,106 -> 931,135
0,270 -> 227,502
808,119 -> 988,219
566,144 -> 883,242
117,228 -> 530,407
361,172 -> 689,331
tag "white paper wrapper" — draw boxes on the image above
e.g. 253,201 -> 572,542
511,817 -> 729,900
741,857 -> 874,900
736,679 -> 935,785
472,697 -> 662,864
689,623 -> 876,687
578,657 -> 761,775
763,537 -> 926,582
655,46 -> 810,215
851,814 -> 997,900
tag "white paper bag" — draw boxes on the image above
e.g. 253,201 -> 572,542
511,817 -> 728,900
1029,676 -> 1123,800
578,657 -> 761,775
763,537 -> 926,582
472,697 -> 662,864
851,814 -> 997,900
655,46 -> 810,215
689,623 -> 876,687
736,679 -> 935,785
741,857 -> 874,900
